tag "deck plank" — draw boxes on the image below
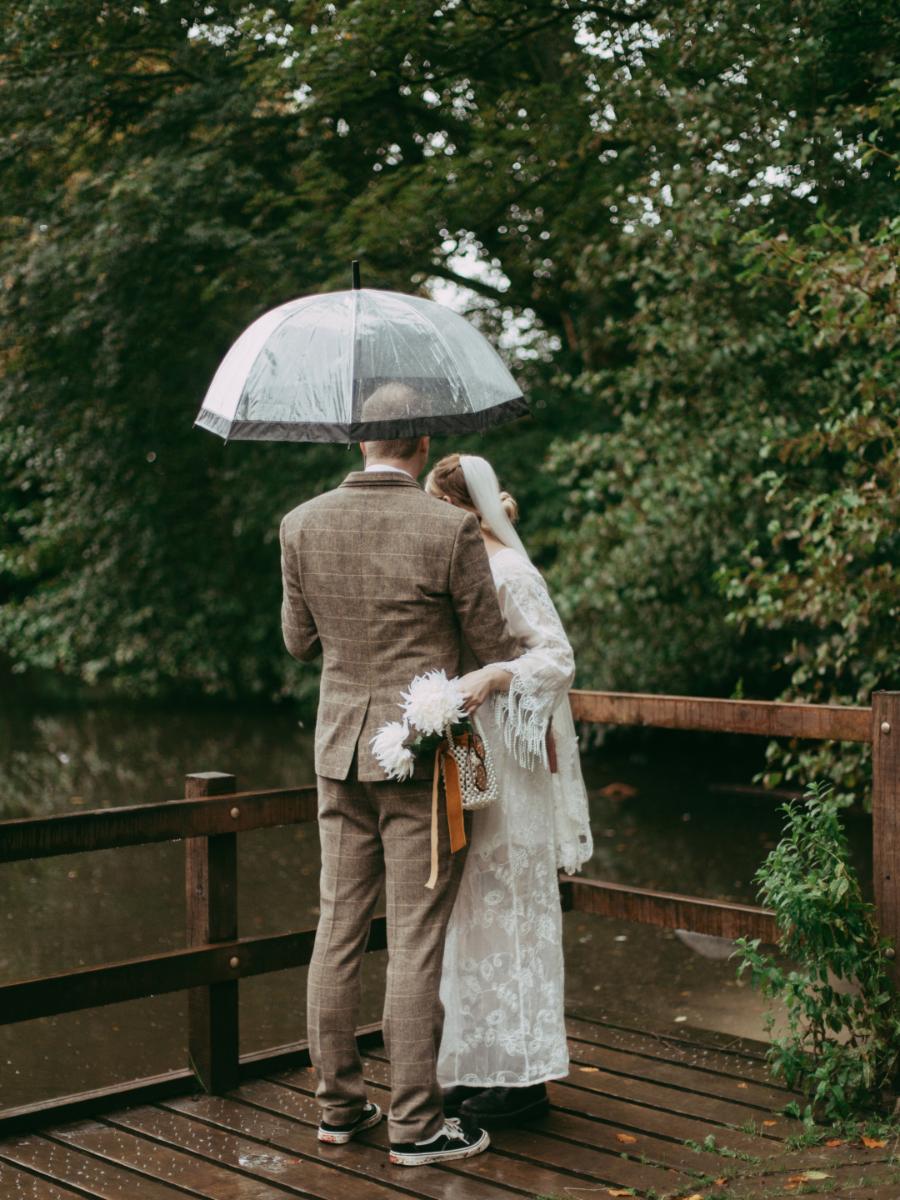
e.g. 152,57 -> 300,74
1,1018 -> 893,1200
547,1078 -> 775,1159
549,1083 -> 889,1179
162,1090 -> 509,1200
249,1072 -> 689,1196
0,1163 -> 89,1199
351,1055 -> 731,1173
832,1186 -> 900,1200
50,1116 -> 294,1200
558,1056 -> 794,1134
729,1155 -> 900,1197
566,1035 -> 798,1112
565,1015 -> 798,1092
364,1043 -> 794,1137
96,1104 -> 406,1200
243,1073 -> 630,1196
510,1106 -> 727,1173
267,1062 -> 695,1196
0,1132 -> 195,1199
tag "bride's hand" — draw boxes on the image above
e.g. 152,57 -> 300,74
457,666 -> 513,715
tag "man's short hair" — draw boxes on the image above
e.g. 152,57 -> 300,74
361,382 -> 423,460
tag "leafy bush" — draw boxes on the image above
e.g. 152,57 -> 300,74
1,0 -> 897,722
715,212 -> 899,807
735,782 -> 900,1122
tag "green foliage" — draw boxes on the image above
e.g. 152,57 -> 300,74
545,51 -> 898,798
735,782 -> 900,1123
717,212 -> 899,805
0,0 -> 355,698
0,0 -> 602,700
545,195 -> 781,694
0,0 -> 897,729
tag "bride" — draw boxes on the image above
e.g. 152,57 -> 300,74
425,453 -> 594,1129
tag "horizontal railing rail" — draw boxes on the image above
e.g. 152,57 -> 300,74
560,877 -> 777,942
568,689 -> 873,742
0,1024 -> 385,1135
2,692 -> 878,866
0,688 -> 895,1135
0,784 -> 318,864
0,922 -> 388,1025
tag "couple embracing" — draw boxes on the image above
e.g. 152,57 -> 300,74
279,393 -> 593,1167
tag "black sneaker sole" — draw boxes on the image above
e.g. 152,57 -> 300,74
389,1128 -> 490,1166
318,1103 -> 383,1144
460,1095 -> 550,1129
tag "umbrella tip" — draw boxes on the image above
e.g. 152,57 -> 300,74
351,260 -> 361,289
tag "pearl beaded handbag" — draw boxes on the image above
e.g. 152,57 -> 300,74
442,715 -> 498,811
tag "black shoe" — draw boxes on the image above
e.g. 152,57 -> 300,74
389,1116 -> 490,1166
318,1100 -> 383,1144
442,1084 -> 487,1117
459,1083 -> 550,1129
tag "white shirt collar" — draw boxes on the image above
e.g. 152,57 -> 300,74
363,464 -> 415,479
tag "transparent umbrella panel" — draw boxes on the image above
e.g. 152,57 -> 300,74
195,288 -> 526,443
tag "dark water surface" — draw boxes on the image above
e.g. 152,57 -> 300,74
0,695 -> 872,1111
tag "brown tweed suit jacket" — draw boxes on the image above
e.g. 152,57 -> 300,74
280,469 -> 520,781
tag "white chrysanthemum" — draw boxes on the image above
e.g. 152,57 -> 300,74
370,721 -> 414,781
401,669 -> 466,736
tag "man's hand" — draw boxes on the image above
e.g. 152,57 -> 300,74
457,665 -> 513,715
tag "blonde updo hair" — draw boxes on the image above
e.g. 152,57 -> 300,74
425,453 -> 519,532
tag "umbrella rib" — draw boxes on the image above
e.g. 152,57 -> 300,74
231,293 -> 320,425
348,288 -> 360,431
415,301 -> 475,415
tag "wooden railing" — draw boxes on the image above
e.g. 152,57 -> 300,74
1,688 -> 896,1135
562,689 -> 898,953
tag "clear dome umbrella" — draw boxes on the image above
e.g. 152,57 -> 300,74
194,264 -> 527,443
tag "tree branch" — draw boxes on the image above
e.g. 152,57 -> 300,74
423,261 -> 511,303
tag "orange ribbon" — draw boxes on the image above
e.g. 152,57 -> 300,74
425,738 -> 467,890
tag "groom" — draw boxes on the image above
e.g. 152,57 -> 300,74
279,384 -> 519,1166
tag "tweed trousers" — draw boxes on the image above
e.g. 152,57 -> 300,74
308,769 -> 468,1143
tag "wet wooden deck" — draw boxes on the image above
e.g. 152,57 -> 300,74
2,1016 -> 898,1200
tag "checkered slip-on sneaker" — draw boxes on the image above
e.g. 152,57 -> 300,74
389,1117 -> 490,1166
317,1101 -> 383,1144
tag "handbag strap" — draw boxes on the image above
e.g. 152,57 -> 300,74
424,736 -> 467,890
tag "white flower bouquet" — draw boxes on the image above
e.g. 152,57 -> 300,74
370,669 -> 466,781
370,668 -> 497,813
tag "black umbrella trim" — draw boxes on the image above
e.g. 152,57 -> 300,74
194,395 -> 529,443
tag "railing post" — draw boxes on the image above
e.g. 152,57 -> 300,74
185,771 -> 239,1092
872,693 -> 900,981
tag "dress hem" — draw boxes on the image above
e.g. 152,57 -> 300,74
437,1069 -> 570,1089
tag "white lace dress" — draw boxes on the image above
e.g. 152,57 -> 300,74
437,548 -> 594,1087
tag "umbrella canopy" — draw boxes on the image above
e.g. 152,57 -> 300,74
194,285 -> 527,443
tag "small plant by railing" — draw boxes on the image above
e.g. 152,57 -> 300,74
735,781 -> 900,1124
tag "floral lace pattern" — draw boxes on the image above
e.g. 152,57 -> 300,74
438,550 -> 593,1087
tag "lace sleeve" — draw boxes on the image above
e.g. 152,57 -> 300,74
491,560 -> 575,770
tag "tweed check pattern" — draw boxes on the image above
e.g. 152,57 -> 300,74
280,470 -> 519,781
280,469 -> 519,1142
308,772 -> 467,1142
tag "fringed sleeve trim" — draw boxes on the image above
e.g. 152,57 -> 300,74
493,671 -> 553,772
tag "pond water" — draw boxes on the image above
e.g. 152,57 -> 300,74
0,692 -> 873,1112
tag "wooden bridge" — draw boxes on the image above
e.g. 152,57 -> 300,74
1,689 -> 898,1199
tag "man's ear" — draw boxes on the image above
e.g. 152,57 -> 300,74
359,442 -> 367,463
